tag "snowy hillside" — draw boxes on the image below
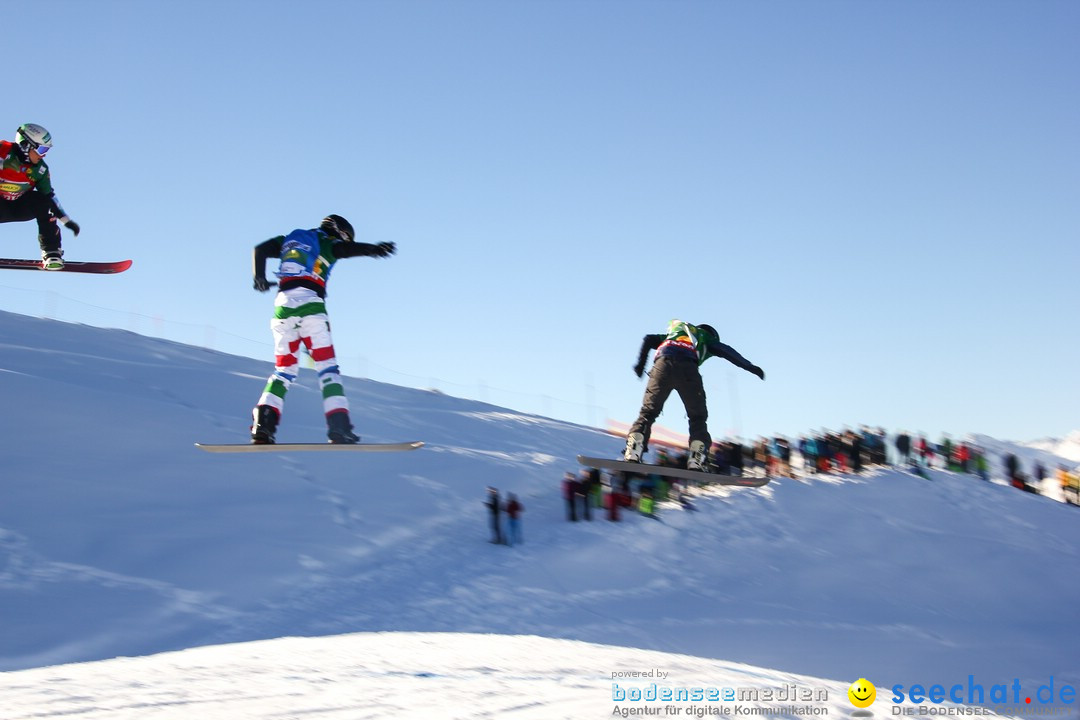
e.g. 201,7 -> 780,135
1,310 -> 1078,717
1024,431 -> 1080,463
0,633 -> 1024,720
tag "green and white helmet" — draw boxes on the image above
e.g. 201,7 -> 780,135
15,123 -> 52,157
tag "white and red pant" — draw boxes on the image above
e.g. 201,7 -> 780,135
256,288 -> 349,420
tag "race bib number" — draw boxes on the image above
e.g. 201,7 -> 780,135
278,261 -> 305,277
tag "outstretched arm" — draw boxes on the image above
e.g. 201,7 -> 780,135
33,168 -> 79,237
633,334 -> 665,377
252,237 -> 283,291
42,194 -> 80,236
335,241 -> 396,259
709,340 -> 765,380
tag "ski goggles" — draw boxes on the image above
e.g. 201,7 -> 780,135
32,144 -> 50,157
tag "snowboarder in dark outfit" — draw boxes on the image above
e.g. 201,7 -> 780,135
250,214 -> 395,444
0,124 -> 80,269
625,320 -> 764,471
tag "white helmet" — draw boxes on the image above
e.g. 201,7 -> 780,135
15,123 -> 52,157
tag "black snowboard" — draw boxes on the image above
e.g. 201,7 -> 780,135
577,455 -> 770,487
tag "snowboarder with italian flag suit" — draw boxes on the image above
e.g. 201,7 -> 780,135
624,320 -> 765,472
250,214 -> 395,444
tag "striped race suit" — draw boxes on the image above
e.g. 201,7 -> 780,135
258,286 -> 349,418
253,228 -> 384,421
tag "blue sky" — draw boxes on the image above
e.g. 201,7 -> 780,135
4,0 -> 1077,443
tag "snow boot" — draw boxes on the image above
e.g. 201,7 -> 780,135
326,411 -> 360,444
250,405 -> 279,444
623,432 -> 645,463
41,249 -> 64,271
687,440 -> 710,472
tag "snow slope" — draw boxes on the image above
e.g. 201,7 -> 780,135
0,632 -> 1021,720
0,310 -> 1078,717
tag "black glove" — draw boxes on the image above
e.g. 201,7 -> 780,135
64,219 -> 80,237
253,277 -> 272,292
751,365 -> 765,381
633,363 -> 646,378
373,241 -> 396,257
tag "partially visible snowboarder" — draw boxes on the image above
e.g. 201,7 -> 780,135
0,123 -> 80,269
250,214 -> 395,444
624,320 -> 764,471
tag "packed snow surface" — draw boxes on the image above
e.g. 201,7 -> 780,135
0,311 -> 1077,718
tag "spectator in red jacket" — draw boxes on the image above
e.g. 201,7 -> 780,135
505,494 -> 524,546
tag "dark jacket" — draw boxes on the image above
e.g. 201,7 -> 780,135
634,333 -> 763,379
253,233 -> 390,298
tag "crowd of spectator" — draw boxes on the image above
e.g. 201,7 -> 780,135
560,428 -> 1080,521
560,463 -> 695,522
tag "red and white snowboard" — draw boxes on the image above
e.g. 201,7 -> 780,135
0,258 -> 132,274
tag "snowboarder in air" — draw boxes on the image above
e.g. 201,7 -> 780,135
0,123 -> 80,269
624,320 -> 764,471
250,214 -> 395,444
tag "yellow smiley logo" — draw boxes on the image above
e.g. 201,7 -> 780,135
848,678 -> 876,708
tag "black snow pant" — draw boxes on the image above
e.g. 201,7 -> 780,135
629,355 -> 710,452
0,193 -> 62,254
